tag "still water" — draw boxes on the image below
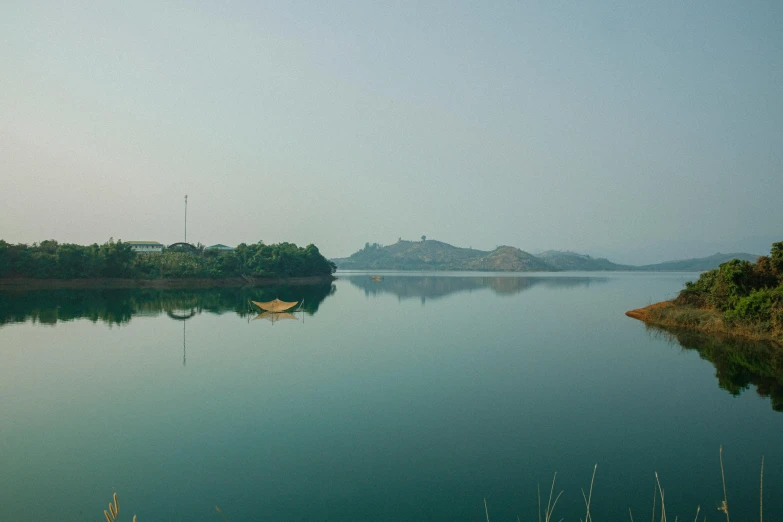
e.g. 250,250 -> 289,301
1,273 -> 781,521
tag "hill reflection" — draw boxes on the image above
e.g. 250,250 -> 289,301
0,282 -> 335,327
344,274 -> 607,301
651,325 -> 783,412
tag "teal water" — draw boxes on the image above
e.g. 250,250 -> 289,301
1,273 -> 781,521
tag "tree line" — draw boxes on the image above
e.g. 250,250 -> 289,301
0,239 -> 336,279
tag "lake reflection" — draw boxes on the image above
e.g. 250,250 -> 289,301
1,273 -> 782,521
0,281 -> 336,326
648,325 -> 783,412
344,273 -> 608,302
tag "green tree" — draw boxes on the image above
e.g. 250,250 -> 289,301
771,241 -> 783,275
0,240 -> 9,277
98,239 -> 135,278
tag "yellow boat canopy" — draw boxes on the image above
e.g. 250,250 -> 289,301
251,299 -> 299,313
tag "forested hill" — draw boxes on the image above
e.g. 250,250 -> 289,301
535,250 -> 633,271
332,239 -> 761,272
335,240 -> 491,270
333,240 -> 556,271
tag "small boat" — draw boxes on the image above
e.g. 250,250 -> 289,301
251,298 -> 299,313
370,275 -> 383,282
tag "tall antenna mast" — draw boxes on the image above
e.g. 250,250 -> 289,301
184,194 -> 188,243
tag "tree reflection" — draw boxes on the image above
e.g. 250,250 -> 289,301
649,325 -> 783,412
0,282 -> 335,327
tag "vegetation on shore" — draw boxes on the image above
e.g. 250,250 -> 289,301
628,241 -> 783,343
0,239 -> 336,280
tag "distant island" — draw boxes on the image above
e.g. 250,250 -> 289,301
627,241 -> 783,344
0,239 -> 336,287
332,238 -> 759,272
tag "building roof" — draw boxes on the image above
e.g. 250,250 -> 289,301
206,244 -> 234,249
127,241 -> 164,245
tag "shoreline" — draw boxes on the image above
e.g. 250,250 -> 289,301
0,276 -> 336,290
626,301 -> 783,345
625,301 -> 674,321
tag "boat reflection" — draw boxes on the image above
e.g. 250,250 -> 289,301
252,311 -> 300,323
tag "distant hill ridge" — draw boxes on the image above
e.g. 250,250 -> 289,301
635,252 -> 760,271
535,250 -> 633,271
332,239 -> 761,272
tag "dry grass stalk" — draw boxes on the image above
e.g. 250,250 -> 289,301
544,473 -> 564,522
652,481 -> 657,522
655,472 -> 667,522
538,483 -> 542,522
760,456 -> 764,522
101,492 -> 135,521
718,446 -> 730,522
629,507 -> 634,522
484,497 -> 490,522
693,505 -> 700,522
580,464 -> 597,522
216,506 -> 230,522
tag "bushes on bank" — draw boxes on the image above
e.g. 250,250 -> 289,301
0,239 -> 336,279
676,241 -> 783,333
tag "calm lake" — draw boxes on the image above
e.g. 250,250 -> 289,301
1,272 -> 781,521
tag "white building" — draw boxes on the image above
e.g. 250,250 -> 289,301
128,241 -> 164,253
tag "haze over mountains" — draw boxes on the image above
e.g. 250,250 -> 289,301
333,239 -> 760,272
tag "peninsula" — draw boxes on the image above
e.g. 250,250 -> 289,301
627,241 -> 783,344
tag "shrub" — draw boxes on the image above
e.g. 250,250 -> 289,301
709,259 -> 757,310
724,289 -> 773,324
674,281 -> 708,307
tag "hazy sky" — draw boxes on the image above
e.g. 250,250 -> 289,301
2,1 -> 781,263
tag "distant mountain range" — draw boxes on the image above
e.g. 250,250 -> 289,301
633,252 -> 760,271
332,239 -> 761,272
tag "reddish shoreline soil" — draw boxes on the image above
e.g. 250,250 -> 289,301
626,300 -> 782,345
625,301 -> 674,321
0,276 -> 335,290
